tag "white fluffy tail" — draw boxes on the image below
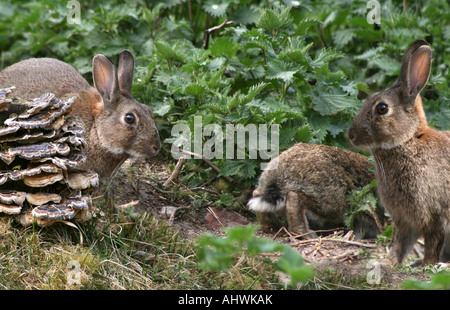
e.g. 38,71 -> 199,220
247,195 -> 285,213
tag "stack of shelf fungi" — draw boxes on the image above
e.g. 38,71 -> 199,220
0,86 -> 98,226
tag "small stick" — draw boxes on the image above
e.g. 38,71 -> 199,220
163,157 -> 186,186
292,237 -> 377,248
207,207 -> 225,227
203,20 -> 233,49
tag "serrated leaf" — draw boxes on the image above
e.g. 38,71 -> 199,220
246,82 -> 268,101
184,82 -> 207,96
310,82 -> 362,116
434,108 -> 450,130
152,99 -> 173,117
328,120 -> 351,138
202,1 -> 229,18
370,56 -> 400,76
311,48 -> 344,69
243,37 -> 276,58
332,29 -> 355,49
307,111 -> 330,143
267,60 -> 302,84
209,36 -> 239,58
219,160 -> 259,179
256,6 -> 293,32
207,57 -> 226,71
312,92 -> 361,115
154,41 -> 186,62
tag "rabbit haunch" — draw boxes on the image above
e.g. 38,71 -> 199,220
248,142 -> 381,239
348,40 -> 450,266
0,51 -> 161,179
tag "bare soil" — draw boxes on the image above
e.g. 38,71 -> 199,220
110,157 -> 434,289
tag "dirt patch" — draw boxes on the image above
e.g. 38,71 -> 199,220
109,158 -> 434,289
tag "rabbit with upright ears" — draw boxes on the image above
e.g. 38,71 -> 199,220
348,40 -> 450,266
0,50 -> 161,179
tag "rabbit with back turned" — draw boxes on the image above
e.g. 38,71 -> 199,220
248,142 -> 383,239
0,50 -> 161,179
348,40 -> 450,266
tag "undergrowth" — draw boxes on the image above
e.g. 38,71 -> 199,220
0,208 -> 283,290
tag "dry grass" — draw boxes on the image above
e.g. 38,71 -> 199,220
0,203 -> 279,290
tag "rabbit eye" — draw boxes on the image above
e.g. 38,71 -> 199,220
124,113 -> 136,125
375,102 -> 389,115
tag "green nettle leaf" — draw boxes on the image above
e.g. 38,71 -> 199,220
218,193 -> 234,207
433,107 -> 450,130
311,48 -> 344,69
267,60 -> 302,84
202,0 -> 229,18
154,41 -> 186,63
153,98 -> 174,117
219,160 -> 259,179
225,82 -> 267,111
207,57 -> 226,71
332,29 -> 355,49
256,6 -> 293,33
243,37 -> 276,58
278,40 -> 313,65
370,56 -> 400,76
184,82 -> 207,96
307,110 -> 331,143
246,82 -> 269,101
310,83 -> 361,116
209,36 -> 239,58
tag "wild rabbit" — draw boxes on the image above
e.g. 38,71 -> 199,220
348,40 -> 450,266
248,142 -> 382,239
0,50 -> 161,179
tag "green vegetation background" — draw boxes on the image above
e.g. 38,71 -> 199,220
1,0 -> 448,203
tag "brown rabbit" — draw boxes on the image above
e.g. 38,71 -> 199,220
248,142 -> 382,239
0,50 -> 161,179
348,40 -> 450,266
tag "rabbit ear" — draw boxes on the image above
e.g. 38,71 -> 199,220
118,50 -> 134,94
92,54 -> 121,103
398,40 -> 432,99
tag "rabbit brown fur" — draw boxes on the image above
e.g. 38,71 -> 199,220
348,40 -> 450,266
0,50 -> 161,179
248,142 -> 380,239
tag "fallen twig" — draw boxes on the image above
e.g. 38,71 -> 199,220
203,20 -> 233,49
292,237 -> 377,248
206,207 -> 225,228
163,157 -> 186,186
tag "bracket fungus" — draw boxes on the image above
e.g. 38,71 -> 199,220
0,87 -> 99,227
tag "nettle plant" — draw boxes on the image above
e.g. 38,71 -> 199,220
133,6 -> 366,196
